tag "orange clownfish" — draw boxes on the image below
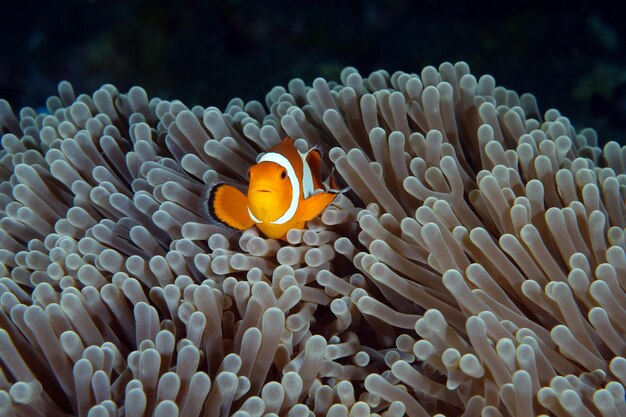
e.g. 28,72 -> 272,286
204,137 -> 345,239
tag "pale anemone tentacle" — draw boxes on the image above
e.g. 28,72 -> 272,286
0,62 -> 624,417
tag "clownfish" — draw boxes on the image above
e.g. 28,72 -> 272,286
203,137 -> 345,239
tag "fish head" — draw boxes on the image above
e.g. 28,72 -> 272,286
247,161 -> 294,222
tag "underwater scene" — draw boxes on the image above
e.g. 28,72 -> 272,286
0,1 -> 625,416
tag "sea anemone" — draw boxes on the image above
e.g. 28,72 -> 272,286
0,62 -> 624,417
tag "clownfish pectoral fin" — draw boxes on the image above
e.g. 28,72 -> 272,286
300,191 -> 338,221
203,184 -> 254,231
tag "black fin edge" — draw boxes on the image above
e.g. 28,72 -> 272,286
200,183 -> 239,231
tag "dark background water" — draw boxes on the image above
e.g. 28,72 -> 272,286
1,0 -> 625,145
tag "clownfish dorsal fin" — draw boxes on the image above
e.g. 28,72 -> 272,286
270,137 -> 296,155
202,183 -> 254,230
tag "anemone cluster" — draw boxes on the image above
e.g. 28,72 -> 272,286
0,62 -> 625,417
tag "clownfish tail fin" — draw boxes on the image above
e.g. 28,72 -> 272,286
325,168 -> 350,194
200,183 -> 254,231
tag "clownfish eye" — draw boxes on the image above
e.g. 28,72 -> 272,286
280,170 -> 287,179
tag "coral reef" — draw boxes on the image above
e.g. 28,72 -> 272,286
0,62 -> 624,416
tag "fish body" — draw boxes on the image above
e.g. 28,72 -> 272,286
205,138 -> 343,239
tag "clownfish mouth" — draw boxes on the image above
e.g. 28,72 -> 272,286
251,186 -> 276,194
